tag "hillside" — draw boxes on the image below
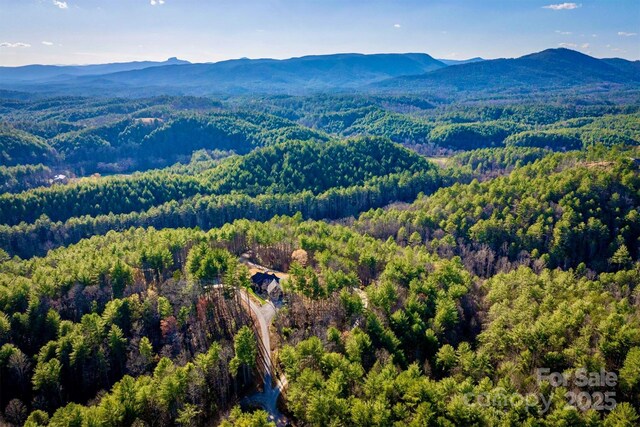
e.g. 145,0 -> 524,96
356,149 -> 640,272
0,98 -> 329,175
205,137 -> 435,195
0,137 -> 445,258
0,124 -> 57,166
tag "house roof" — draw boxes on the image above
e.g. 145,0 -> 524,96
251,272 -> 280,285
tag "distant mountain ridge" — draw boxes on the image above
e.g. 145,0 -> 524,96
0,49 -> 638,98
69,53 -> 446,95
0,57 -> 191,82
377,48 -> 640,94
437,57 -> 485,66
0,53 -> 445,95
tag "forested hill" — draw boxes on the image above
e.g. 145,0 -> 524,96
0,124 -> 55,167
0,109 -> 329,174
0,137 -> 430,225
357,148 -> 640,274
0,137 -> 443,257
204,137 -> 434,195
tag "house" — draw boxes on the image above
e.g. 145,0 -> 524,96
251,271 -> 280,293
251,271 -> 283,301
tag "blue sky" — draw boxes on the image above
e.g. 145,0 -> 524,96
0,0 -> 638,66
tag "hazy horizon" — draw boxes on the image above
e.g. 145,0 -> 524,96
1,0 -> 639,67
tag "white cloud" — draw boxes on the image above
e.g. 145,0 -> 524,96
618,32 -> 637,37
393,24 -> 401,28
53,0 -> 68,9
543,3 -> 580,10
42,41 -> 54,46
150,0 -> 165,5
581,43 -> 590,49
605,44 -> 626,53
558,42 -> 577,48
555,30 -> 572,35
0,42 -> 31,48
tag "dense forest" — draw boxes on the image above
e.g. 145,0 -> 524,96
1,89 -> 639,426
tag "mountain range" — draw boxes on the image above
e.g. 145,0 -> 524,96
376,48 -> 640,94
0,49 -> 638,98
0,57 -> 190,83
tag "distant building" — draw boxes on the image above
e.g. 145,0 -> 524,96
51,174 -> 68,185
